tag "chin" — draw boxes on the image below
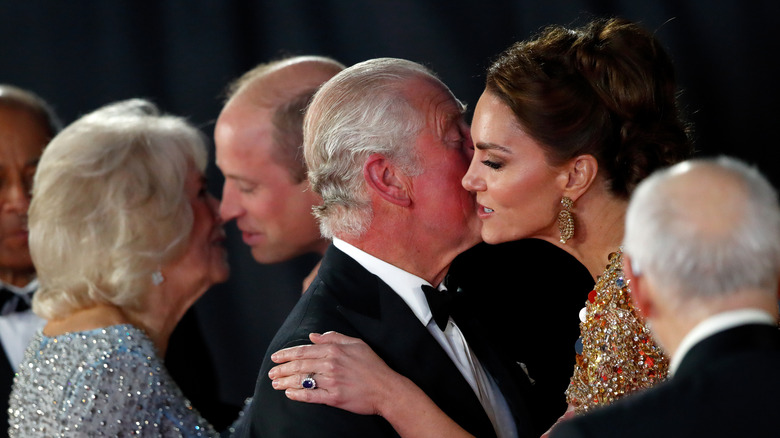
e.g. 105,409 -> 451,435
480,228 -> 509,245
481,235 -> 503,245
250,246 -> 294,265
210,259 -> 231,285
250,247 -> 272,264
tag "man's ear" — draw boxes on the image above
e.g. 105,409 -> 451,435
559,154 -> 598,201
625,255 -> 655,321
363,153 -> 411,207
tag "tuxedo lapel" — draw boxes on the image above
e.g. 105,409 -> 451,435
320,246 -> 497,438
455,313 -> 534,437
0,343 -> 13,432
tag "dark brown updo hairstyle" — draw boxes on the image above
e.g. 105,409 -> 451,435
486,17 -> 693,198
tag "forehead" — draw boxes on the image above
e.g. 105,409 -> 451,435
405,77 -> 463,130
216,101 -> 274,154
472,92 -> 521,138
215,121 -> 292,182
0,106 -> 49,158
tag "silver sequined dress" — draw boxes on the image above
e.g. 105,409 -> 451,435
8,324 -> 219,437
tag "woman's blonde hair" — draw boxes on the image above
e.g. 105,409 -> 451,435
29,99 -> 207,319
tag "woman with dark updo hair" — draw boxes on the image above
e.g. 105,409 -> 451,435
475,17 -> 691,418
267,17 -> 692,438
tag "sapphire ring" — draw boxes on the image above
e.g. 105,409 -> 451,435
302,374 -> 317,390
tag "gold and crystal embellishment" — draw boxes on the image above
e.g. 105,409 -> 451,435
565,250 -> 669,413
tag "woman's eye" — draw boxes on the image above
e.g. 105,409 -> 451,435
481,160 -> 502,170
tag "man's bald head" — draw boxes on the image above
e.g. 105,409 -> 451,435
220,56 -> 345,182
215,56 -> 344,263
624,157 -> 780,307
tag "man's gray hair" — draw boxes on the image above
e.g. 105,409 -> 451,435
303,58 -> 445,239
624,156 -> 780,306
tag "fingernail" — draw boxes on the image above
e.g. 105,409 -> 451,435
271,379 -> 279,388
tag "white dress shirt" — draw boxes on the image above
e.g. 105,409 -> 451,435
669,308 -> 776,376
0,278 -> 46,370
333,239 -> 517,438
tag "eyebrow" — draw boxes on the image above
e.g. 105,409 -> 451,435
0,157 -> 41,170
224,174 -> 258,184
475,142 -> 512,154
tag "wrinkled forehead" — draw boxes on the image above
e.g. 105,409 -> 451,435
404,76 -> 466,130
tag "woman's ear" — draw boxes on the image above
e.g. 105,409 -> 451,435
363,154 -> 411,207
559,154 -> 598,201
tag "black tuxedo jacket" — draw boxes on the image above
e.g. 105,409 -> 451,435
239,245 -> 534,437
550,323 -> 780,438
451,239 -> 594,434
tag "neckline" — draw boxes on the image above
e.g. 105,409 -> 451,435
41,323 -> 141,339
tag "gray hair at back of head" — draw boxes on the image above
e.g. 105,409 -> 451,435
29,99 -> 208,319
624,156 -> 780,307
0,84 -> 63,136
303,58 -> 443,239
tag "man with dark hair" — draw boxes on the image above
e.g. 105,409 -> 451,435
215,56 -> 345,280
0,84 -> 60,431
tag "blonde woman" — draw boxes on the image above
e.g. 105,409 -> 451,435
9,100 -> 230,437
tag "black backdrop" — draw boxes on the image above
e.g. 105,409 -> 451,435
2,0 -> 779,408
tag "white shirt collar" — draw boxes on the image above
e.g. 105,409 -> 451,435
669,308 -> 776,375
333,238 -> 435,327
0,277 -> 38,295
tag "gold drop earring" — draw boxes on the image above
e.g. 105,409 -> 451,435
558,196 -> 574,244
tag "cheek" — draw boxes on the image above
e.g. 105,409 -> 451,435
244,191 -> 279,220
486,172 -> 533,213
504,173 -> 559,220
446,153 -> 472,184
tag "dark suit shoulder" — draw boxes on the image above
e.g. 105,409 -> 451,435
269,276 -> 365,352
242,246 -> 503,438
551,325 -> 780,438
241,254 -> 400,437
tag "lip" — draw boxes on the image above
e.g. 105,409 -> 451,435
240,229 -> 265,246
2,228 -> 29,244
476,203 -> 494,219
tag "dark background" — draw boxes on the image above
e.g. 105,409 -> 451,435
2,0 -> 778,409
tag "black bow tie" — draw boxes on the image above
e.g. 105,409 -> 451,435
0,288 -> 33,316
422,275 -> 462,331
